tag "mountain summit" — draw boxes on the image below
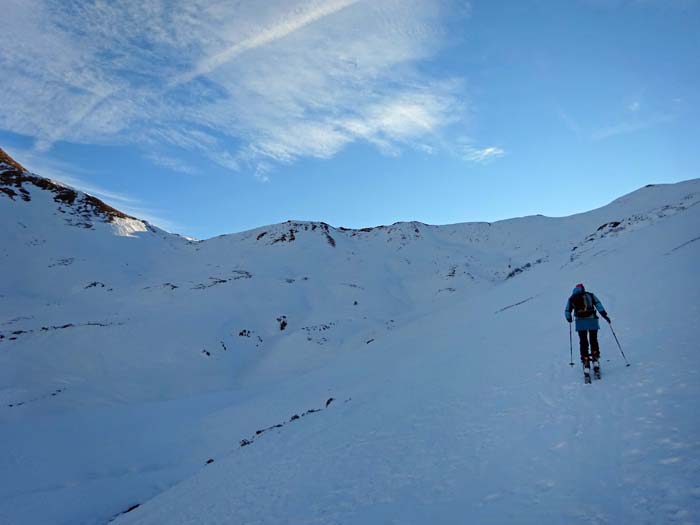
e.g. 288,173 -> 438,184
0,147 -> 26,172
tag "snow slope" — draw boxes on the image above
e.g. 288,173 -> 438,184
1,150 -> 699,524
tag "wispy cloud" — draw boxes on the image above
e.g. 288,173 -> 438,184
591,114 -> 673,141
558,101 -> 673,142
557,108 -> 584,138
0,0 -> 469,174
146,153 -> 199,175
457,140 -> 506,164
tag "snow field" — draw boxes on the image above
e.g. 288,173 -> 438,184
1,172 -> 699,524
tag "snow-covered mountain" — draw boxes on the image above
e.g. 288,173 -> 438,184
1,148 -> 699,524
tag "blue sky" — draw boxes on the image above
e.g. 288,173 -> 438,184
1,0 -> 698,238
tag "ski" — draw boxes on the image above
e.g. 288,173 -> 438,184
593,361 -> 601,380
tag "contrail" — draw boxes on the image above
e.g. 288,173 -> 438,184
172,0 -> 361,87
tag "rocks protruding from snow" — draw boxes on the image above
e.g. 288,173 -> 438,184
237,329 -> 263,347
260,221 -> 337,247
505,258 -> 547,279
0,321 -> 123,343
7,388 -> 65,408
597,221 -> 622,231
568,191 -> 700,263
108,503 -> 141,522
1,148 -> 159,236
277,316 -> 288,331
1,169 -> 134,224
234,398 -> 342,449
0,147 -> 26,172
302,322 -> 336,345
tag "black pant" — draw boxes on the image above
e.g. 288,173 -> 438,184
578,330 -> 600,364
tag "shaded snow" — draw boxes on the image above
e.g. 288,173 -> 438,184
1,162 -> 699,524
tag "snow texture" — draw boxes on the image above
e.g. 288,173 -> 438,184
1,156 -> 699,524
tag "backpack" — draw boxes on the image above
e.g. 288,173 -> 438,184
572,292 -> 596,318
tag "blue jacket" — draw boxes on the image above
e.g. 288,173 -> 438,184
565,286 -> 607,332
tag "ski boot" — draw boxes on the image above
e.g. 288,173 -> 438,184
582,357 -> 592,384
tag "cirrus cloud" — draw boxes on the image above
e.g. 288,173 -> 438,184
0,0 -> 472,174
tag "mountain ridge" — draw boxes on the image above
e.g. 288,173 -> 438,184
3,146 -> 697,241
1,146 -> 699,524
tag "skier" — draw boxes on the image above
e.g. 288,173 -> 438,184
565,283 -> 610,382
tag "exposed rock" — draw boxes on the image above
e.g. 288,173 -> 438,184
1,163 -> 136,225
277,316 -> 288,331
0,147 -> 26,172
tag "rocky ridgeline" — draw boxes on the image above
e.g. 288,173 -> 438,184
0,147 -> 139,227
250,219 -> 429,249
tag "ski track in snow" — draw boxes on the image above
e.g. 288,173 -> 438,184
665,235 -> 700,255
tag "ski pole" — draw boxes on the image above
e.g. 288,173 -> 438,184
608,323 -> 630,367
569,323 -> 574,367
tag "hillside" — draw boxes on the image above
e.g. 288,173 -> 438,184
1,149 -> 699,524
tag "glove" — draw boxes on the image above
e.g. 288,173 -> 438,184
601,312 -> 611,323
